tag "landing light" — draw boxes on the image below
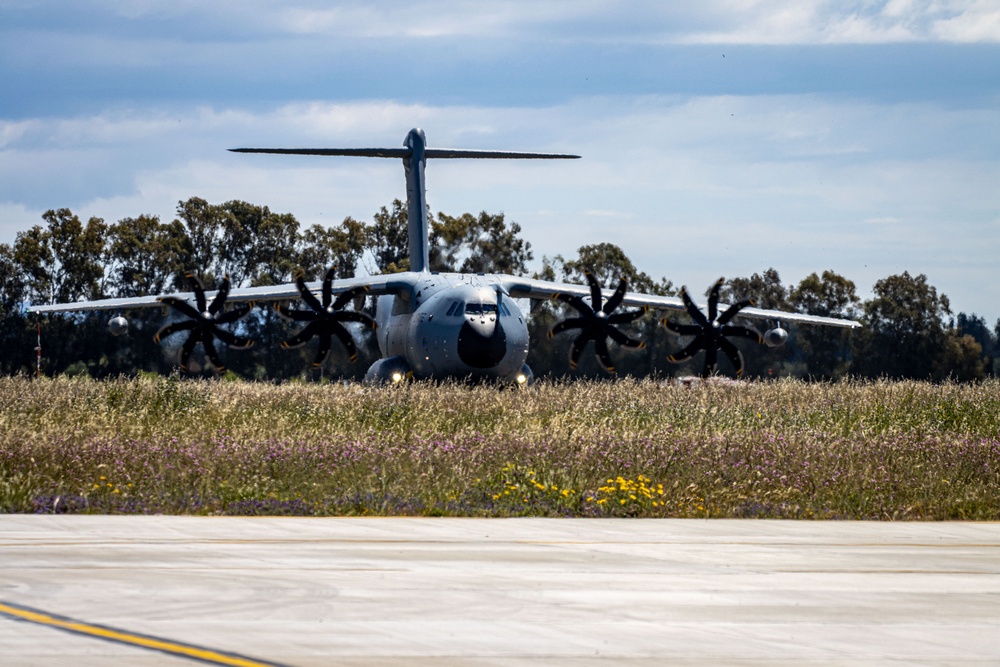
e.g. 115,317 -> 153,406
391,372 -> 404,383
516,373 -> 528,385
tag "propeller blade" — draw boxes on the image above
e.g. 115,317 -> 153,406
321,267 -> 335,309
332,285 -> 371,311
329,321 -> 359,362
179,332 -> 200,372
295,273 -> 325,314
594,336 -> 615,373
185,272 -> 207,313
553,293 -> 594,317
280,321 -> 321,349
332,310 -> 377,328
718,337 -> 745,378
720,325 -> 763,344
660,319 -> 703,336
702,343 -> 718,378
717,298 -> 755,326
679,287 -> 709,328
275,303 -> 317,322
606,325 -> 645,349
568,333 -> 593,370
549,317 -> 586,337
606,307 -> 647,325
667,335 -> 707,363
201,330 -> 227,372
158,297 -> 202,322
213,302 -> 254,325
208,275 -> 231,315
214,328 -> 254,349
585,272 -> 603,311
707,277 -> 724,323
153,319 -> 196,344
312,329 -> 333,367
602,277 -> 628,314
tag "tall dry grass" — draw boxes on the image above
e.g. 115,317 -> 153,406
1,375 -> 997,518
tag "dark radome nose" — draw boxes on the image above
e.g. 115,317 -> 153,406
457,320 -> 507,369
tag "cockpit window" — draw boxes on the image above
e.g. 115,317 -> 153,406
465,303 -> 497,315
446,301 -> 461,317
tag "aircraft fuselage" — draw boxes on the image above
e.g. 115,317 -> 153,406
372,272 -> 529,381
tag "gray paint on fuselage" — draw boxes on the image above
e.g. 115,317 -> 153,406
374,273 -> 529,380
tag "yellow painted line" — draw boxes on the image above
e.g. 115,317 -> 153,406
0,600 -> 290,667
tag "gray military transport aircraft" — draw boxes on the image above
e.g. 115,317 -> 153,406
29,128 -> 860,383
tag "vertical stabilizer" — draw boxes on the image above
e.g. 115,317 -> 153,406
403,129 -> 430,273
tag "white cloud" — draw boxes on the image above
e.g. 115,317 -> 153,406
668,0 -> 1000,44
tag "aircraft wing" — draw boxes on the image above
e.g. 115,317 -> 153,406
27,273 -> 417,314
500,276 -> 861,329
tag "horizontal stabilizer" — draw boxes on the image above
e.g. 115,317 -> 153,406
230,148 -> 579,160
425,149 -> 579,160
230,148 -> 410,158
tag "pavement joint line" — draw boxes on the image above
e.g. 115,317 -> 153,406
0,600 -> 293,667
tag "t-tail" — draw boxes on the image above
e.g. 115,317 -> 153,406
231,128 -> 579,273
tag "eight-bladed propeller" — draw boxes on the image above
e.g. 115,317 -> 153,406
661,277 -> 763,378
154,273 -> 254,373
548,272 -> 648,373
276,268 -> 377,368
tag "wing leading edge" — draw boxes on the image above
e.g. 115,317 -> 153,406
26,274 -> 417,314
501,275 -> 861,329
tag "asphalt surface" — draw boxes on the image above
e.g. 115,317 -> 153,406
1,516 -> 998,665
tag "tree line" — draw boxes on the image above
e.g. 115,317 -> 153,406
1,197 -> 996,381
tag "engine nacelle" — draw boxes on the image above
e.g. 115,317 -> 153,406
107,315 -> 129,337
764,326 -> 788,348
364,355 -> 412,385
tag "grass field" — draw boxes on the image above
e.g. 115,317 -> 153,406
1,375 -> 998,519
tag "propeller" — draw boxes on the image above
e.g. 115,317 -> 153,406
661,277 -> 763,378
276,267 -> 376,368
154,272 -> 254,373
548,272 -> 648,373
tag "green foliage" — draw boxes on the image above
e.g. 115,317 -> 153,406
105,215 -> 189,297
855,271 -> 958,380
367,199 -> 410,273
789,270 -> 861,379
3,198 -> 998,382
430,210 -> 533,275
298,218 -> 367,280
14,209 -> 106,305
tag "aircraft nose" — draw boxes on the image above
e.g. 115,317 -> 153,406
466,317 -> 496,338
457,319 -> 507,369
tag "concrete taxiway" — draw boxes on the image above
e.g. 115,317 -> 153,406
1,517 -> 998,665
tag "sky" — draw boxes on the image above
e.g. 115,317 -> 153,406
2,0 -> 999,322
